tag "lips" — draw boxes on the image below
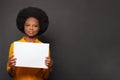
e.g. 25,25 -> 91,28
29,32 -> 34,33
28,31 -> 34,34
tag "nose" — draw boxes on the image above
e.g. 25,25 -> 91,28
29,26 -> 33,30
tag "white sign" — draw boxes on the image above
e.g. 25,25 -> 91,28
14,42 -> 49,68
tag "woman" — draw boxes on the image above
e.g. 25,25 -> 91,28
7,7 -> 53,80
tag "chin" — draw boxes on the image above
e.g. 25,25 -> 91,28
27,35 -> 36,38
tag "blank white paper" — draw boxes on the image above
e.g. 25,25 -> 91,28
14,42 -> 49,68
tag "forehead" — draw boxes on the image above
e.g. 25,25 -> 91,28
25,17 -> 39,23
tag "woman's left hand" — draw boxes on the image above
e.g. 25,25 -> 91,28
45,57 -> 53,68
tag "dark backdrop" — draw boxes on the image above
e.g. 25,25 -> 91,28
0,0 -> 120,80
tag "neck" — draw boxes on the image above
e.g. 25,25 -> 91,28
24,36 -> 37,42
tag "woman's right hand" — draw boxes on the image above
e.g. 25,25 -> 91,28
7,55 -> 17,77
8,55 -> 16,69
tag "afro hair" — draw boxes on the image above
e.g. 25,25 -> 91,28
16,7 -> 49,35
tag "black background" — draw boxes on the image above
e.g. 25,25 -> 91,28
0,0 -> 120,80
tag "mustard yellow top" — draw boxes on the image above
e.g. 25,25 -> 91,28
7,37 -> 50,80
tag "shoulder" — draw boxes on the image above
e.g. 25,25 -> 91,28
9,37 -> 24,46
35,38 -> 43,43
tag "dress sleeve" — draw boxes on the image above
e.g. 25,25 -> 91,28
6,43 -> 14,71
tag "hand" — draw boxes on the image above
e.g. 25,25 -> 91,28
8,55 -> 16,69
45,57 -> 53,68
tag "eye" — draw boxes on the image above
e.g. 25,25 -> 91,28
34,25 -> 37,27
25,24 -> 30,27
34,24 -> 39,27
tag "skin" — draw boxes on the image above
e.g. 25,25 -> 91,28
7,17 -> 53,78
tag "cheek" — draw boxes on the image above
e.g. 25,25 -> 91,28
24,27 -> 28,32
35,27 -> 40,33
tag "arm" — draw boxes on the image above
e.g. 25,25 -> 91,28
8,66 -> 16,77
42,57 -> 53,79
7,43 -> 16,78
7,55 -> 16,78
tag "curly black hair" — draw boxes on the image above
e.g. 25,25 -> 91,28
16,7 -> 49,35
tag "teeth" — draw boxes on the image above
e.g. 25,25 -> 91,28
29,32 -> 33,34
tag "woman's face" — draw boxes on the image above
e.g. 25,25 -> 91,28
24,17 -> 40,38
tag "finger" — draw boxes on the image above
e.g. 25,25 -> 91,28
8,57 -> 16,66
9,61 -> 16,67
46,60 -> 53,67
46,57 -> 51,60
11,58 -> 17,61
9,58 -> 16,65
9,56 -> 16,61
